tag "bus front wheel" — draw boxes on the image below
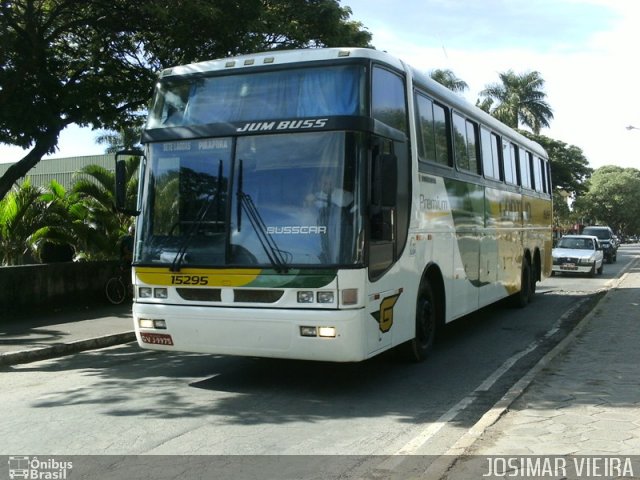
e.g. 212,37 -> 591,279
399,282 -> 437,362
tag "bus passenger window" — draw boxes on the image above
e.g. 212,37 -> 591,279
466,120 -> 479,174
452,113 -> 479,174
415,94 -> 436,162
532,155 -> 543,192
481,128 -> 501,180
452,113 -> 468,170
433,104 -> 450,166
503,140 -> 516,184
519,147 -> 531,189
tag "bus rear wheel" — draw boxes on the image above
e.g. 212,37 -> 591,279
399,282 -> 437,362
511,260 -> 531,308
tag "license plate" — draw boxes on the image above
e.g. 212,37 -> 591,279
140,332 -> 174,346
560,264 -> 577,270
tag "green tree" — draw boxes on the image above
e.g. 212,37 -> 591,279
0,0 -> 371,201
574,166 -> 640,235
0,179 -> 44,264
429,69 -> 468,93
480,70 -> 554,133
519,131 -> 592,198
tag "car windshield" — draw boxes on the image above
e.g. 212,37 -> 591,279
557,238 -> 594,250
582,229 -> 609,240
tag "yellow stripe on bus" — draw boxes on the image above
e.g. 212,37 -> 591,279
135,267 -> 262,287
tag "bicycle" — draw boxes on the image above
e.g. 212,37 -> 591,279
105,265 -> 132,305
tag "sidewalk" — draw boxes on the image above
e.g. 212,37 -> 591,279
0,303 -> 134,366
439,261 -> 640,478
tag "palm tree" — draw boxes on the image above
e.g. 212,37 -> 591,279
479,70 -> 553,133
429,69 -> 469,93
95,125 -> 142,153
32,180 -> 101,262
0,179 -> 45,265
72,157 -> 139,259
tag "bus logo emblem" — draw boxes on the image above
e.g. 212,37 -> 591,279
371,294 -> 400,333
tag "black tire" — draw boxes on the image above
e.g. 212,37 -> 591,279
530,262 -> 538,297
106,277 -> 126,305
511,260 -> 530,308
589,262 -> 596,278
597,262 -> 604,275
399,282 -> 437,362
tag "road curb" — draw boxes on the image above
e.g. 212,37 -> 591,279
0,332 -> 136,367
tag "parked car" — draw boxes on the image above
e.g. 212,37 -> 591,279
581,225 -> 617,263
552,235 -> 604,277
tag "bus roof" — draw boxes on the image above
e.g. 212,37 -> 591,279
159,47 -> 404,78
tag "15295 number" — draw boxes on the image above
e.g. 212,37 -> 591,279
170,275 -> 209,286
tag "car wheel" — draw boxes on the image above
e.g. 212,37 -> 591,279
589,262 -> 596,277
597,262 -> 604,275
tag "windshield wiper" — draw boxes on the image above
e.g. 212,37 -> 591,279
171,160 -> 224,272
237,159 -> 290,273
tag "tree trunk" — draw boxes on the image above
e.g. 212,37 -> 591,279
0,129 -> 61,201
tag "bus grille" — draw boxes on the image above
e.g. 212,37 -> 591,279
176,288 -> 284,303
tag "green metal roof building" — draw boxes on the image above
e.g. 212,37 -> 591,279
0,154 -> 115,191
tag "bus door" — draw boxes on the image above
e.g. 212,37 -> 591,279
365,135 -> 410,354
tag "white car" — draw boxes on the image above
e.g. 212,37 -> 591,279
552,234 -> 604,277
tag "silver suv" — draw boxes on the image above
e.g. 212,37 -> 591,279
581,226 -> 617,263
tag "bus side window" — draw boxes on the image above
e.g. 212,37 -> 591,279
502,139 -> 515,184
433,103 -> 450,166
532,155 -> 543,192
372,66 -> 407,134
452,112 -> 469,171
481,127 -> 497,180
519,147 -> 531,189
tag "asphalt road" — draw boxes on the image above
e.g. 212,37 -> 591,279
2,246 -> 636,463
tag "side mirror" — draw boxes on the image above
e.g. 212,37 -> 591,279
115,149 -> 143,216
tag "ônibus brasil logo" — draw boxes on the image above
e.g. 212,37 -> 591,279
8,456 -> 73,480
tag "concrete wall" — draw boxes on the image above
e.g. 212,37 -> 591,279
0,261 -> 122,317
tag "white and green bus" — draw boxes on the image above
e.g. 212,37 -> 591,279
116,48 -> 552,362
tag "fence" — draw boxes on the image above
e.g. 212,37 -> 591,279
0,261 -> 121,319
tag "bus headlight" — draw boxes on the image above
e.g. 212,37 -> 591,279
297,291 -> 314,303
139,287 -> 152,298
154,288 -> 168,298
317,291 -> 334,304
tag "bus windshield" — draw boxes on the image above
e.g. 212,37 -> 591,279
136,131 -> 365,268
147,65 -> 366,128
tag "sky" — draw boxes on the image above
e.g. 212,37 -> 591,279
1,0 -> 639,169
